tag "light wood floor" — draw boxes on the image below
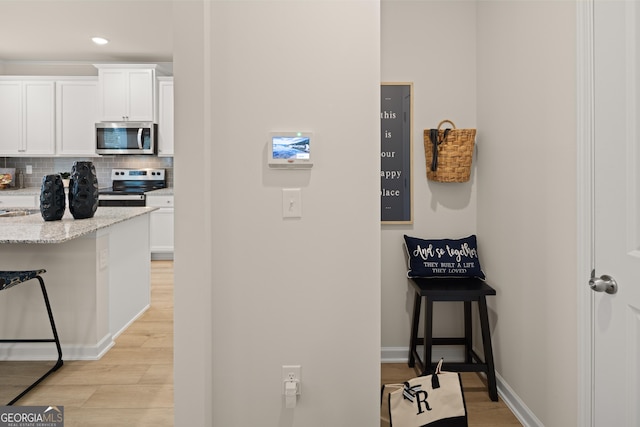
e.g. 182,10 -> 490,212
1,260 -> 174,427
381,364 -> 522,426
2,261 -> 521,426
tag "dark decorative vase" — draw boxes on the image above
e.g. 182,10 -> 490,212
68,161 -> 99,219
40,174 -> 66,221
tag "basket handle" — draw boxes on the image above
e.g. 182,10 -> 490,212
438,119 -> 456,130
429,124 -> 452,172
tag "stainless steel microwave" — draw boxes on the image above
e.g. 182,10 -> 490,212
96,122 -> 157,155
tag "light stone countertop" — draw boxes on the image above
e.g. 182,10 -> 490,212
145,188 -> 174,196
0,206 -> 157,244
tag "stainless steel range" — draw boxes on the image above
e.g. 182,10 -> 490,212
98,168 -> 166,207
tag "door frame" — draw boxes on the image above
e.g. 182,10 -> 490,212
576,1 -> 595,426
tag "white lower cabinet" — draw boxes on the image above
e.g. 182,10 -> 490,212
147,195 -> 174,259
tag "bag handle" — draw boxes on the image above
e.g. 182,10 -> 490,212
429,121 -> 455,171
434,358 -> 445,388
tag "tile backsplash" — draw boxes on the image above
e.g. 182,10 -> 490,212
1,156 -> 174,189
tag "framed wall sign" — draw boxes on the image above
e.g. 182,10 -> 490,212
381,82 -> 413,224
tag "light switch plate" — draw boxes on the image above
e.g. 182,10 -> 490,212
282,188 -> 302,218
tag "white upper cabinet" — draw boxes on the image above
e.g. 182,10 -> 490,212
0,81 -> 22,154
24,81 -> 56,155
96,64 -> 156,122
0,80 -> 55,156
56,79 -> 100,156
157,77 -> 174,157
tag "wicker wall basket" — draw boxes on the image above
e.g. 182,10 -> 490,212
423,120 -> 476,183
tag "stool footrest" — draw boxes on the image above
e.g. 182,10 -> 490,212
414,337 -> 468,346
410,351 -> 488,372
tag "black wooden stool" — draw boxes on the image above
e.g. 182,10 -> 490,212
408,276 -> 498,401
0,269 -> 64,405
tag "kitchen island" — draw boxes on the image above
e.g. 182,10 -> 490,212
0,207 -> 156,360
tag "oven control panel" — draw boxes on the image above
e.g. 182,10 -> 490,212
111,168 -> 165,181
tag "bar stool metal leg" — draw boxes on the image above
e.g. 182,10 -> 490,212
0,272 -> 64,405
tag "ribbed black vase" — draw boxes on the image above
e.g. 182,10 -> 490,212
40,174 -> 66,221
68,161 -> 99,219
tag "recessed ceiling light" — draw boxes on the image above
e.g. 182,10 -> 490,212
92,37 -> 109,45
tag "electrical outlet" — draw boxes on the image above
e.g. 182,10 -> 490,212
282,365 -> 301,395
26,165 -> 32,174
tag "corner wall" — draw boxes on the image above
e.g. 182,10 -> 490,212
476,2 -> 578,425
380,1 -> 478,357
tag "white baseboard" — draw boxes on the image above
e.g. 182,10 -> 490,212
381,346 -> 543,427
2,304 -> 150,361
112,304 -> 150,339
0,333 -> 114,361
151,252 -> 174,261
494,370 -> 544,427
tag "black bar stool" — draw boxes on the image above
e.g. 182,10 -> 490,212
407,276 -> 498,401
0,269 -> 64,405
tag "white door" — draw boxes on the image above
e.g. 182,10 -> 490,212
592,0 -> 640,424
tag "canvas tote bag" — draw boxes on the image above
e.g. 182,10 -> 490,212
381,360 -> 468,427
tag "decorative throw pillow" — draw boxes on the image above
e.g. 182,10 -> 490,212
403,234 -> 485,279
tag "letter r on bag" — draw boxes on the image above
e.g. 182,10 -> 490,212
415,390 -> 432,414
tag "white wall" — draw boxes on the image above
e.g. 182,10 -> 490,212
174,1 -> 381,426
476,2 -> 578,426
380,1 -> 478,356
173,1 -> 211,425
